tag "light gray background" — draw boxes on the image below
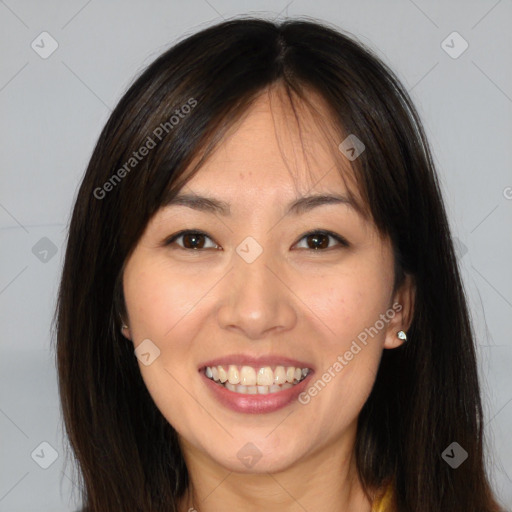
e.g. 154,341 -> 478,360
1,1 -> 511,511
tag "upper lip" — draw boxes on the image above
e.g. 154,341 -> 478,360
198,354 -> 315,371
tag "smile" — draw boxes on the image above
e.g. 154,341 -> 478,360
205,364 -> 311,395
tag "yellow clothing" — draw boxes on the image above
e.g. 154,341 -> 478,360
371,483 -> 394,512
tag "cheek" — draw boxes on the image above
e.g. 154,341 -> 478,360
122,259 -> 215,402
123,260 -> 208,342
301,261 -> 392,346
123,261 -> 208,429
294,258 -> 391,415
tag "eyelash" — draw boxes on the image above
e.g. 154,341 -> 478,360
163,229 -> 350,252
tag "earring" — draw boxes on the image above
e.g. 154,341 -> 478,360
121,324 -> 128,330
397,330 -> 407,342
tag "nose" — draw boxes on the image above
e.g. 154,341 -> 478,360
216,244 -> 297,340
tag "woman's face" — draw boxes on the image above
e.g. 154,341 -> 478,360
122,89 -> 413,475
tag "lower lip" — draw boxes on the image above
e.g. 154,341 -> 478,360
200,369 -> 314,414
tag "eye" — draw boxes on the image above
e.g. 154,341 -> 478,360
164,230 -> 219,250
294,230 -> 349,251
163,229 -> 349,252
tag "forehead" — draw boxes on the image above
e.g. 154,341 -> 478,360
180,87 -> 360,205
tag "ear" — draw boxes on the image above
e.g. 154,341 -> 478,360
120,318 -> 132,341
384,273 -> 415,349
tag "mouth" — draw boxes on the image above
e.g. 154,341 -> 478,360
202,364 -> 312,395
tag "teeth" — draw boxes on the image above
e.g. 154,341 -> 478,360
224,382 -> 294,394
205,364 -> 311,393
218,366 -> 228,383
257,367 -> 274,386
227,365 -> 240,384
274,366 -> 287,384
240,366 -> 256,386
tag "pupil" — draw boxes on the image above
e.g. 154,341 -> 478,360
309,234 -> 328,250
184,233 -> 204,249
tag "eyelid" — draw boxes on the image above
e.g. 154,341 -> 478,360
294,229 -> 350,249
163,229 -> 219,249
163,229 -> 350,250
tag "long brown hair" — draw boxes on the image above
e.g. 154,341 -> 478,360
54,16 -> 505,512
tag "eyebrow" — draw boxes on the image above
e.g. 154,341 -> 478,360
162,192 -> 359,217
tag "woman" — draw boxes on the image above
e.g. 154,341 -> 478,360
55,16 -> 506,512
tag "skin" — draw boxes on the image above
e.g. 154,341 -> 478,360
121,85 -> 415,512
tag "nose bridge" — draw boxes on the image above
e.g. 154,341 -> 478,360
215,235 -> 297,338
235,237 -> 275,298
